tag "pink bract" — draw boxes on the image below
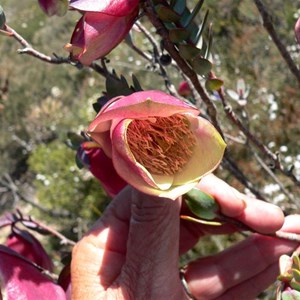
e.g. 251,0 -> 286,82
0,245 -> 66,300
70,0 -> 140,16
88,90 -> 226,200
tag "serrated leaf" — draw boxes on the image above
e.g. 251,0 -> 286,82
0,5 -> 6,29
171,0 -> 186,15
155,4 -> 181,22
193,9 -> 209,45
178,44 -> 202,60
131,74 -> 143,91
184,189 -> 219,220
282,289 -> 300,300
169,28 -> 190,43
189,57 -> 212,77
205,78 -> 223,91
106,74 -> 133,99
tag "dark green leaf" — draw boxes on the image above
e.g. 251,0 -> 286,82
181,0 -> 204,28
66,132 -> 84,150
171,0 -> 186,15
205,78 -> 223,91
155,4 -> 181,22
75,153 -> 84,169
184,189 -> 219,220
106,73 -> 133,99
178,44 -> 202,60
0,5 -> 6,29
131,74 -> 143,91
193,9 -> 209,45
189,57 -> 212,77
169,28 -> 190,43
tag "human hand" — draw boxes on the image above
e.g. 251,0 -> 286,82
71,174 -> 300,300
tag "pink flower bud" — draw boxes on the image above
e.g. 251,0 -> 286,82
65,0 -> 139,65
6,229 -> 54,272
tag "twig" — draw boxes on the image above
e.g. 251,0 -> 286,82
253,0 -> 300,86
218,87 -> 300,187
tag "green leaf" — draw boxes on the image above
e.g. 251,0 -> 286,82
184,189 -> 219,220
193,9 -> 209,45
290,280 -> 300,292
293,255 -> 300,270
205,78 -> 224,91
171,0 -> 186,15
169,28 -> 190,43
155,4 -> 181,22
189,57 -> 212,77
106,73 -> 133,99
181,0 -> 204,28
131,74 -> 143,91
0,5 -> 6,29
293,269 -> 300,284
178,44 -> 202,60
66,132 -> 84,150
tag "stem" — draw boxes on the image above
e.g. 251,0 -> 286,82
253,0 -> 300,86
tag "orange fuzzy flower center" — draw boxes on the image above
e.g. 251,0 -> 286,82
127,114 -> 196,176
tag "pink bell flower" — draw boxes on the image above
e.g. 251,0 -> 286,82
87,90 -> 226,200
65,0 -> 139,65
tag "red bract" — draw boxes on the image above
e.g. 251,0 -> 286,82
6,229 -> 54,272
78,142 -> 127,196
0,245 -> 66,300
38,0 -> 69,16
65,0 -> 139,65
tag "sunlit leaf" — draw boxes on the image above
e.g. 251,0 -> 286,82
180,215 -> 222,226
189,57 -> 212,77
184,189 -> 219,220
293,269 -> 300,286
290,280 -> 300,292
205,78 -> 224,91
178,44 -> 202,60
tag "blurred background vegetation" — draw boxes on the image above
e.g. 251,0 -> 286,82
0,0 -> 300,297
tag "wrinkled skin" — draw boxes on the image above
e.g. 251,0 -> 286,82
71,174 -> 300,300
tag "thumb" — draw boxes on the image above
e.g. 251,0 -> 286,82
117,190 -> 185,299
